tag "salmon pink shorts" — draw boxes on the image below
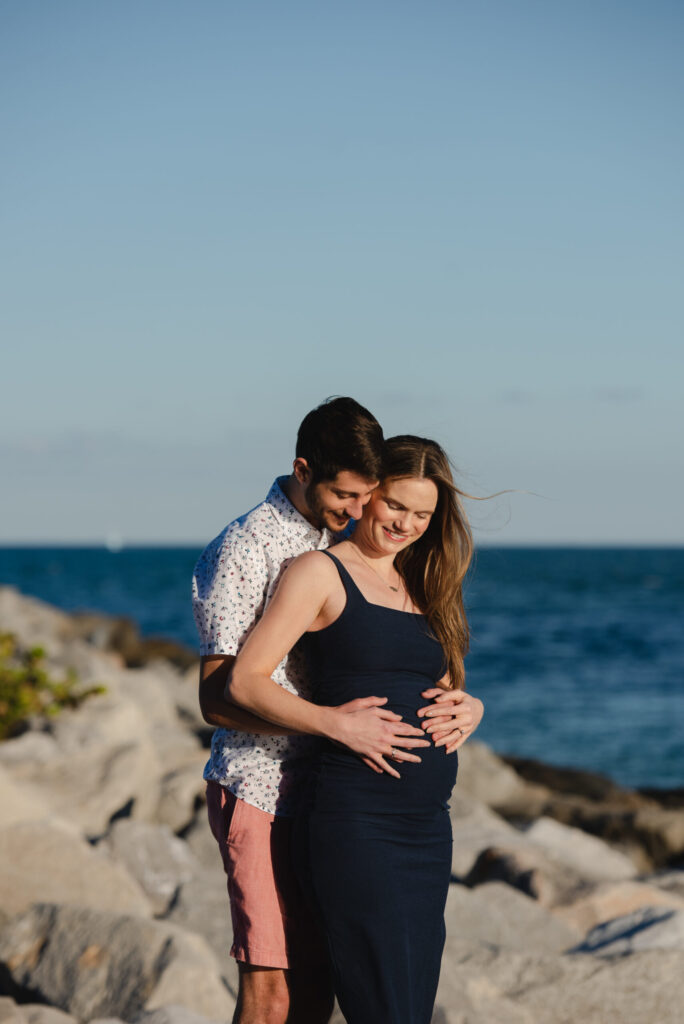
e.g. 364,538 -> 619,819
206,781 -> 326,969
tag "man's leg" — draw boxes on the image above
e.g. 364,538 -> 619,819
232,965 -> 289,1024
233,964 -> 333,1024
206,782 -> 333,1024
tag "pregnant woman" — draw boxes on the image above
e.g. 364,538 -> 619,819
228,435 -> 481,1023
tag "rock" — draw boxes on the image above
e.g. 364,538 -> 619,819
571,906 -> 684,956
0,999 -> 25,1024
556,879 -> 684,933
0,904 -> 235,1023
154,755 -> 208,834
134,1009 -> 223,1024
648,869 -> 684,900
98,820 -> 198,916
0,766 -> 50,828
0,820 -> 152,917
454,742 -> 549,818
436,944 -> 684,1024
449,791 -> 522,878
67,612 -> 197,671
181,814 -> 219,872
524,816 -> 638,881
443,881 -> 579,953
504,755 -> 647,808
2,694 -> 162,836
165,873 -> 232,959
464,844 -> 588,907
20,1008 -> 77,1024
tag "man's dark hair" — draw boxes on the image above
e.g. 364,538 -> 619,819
296,397 -> 384,484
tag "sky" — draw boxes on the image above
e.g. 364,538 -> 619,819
1,0 -> 682,545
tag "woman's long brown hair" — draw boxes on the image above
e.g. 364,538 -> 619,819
387,435 -> 473,690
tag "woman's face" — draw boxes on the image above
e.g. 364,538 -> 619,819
362,476 -> 439,554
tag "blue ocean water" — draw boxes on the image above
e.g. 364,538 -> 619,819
0,546 -> 682,790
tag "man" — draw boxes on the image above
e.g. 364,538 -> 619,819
192,397 -> 482,1024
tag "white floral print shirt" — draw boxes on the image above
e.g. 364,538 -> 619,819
192,478 -> 334,816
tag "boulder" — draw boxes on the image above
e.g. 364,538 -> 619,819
0,904 -> 235,1023
436,944 -> 684,1024
98,821 -> 198,916
443,881 -> 579,953
464,844 -> 588,907
3,695 -> 162,836
556,879 -> 684,933
571,906 -> 684,956
448,792 -> 522,879
134,1010 -> 222,1024
454,742 -> 549,818
154,755 -> 208,835
648,869 -> 684,900
524,816 -> 638,881
0,767 -> 50,828
0,999 -> 25,1024
0,820 -> 151,917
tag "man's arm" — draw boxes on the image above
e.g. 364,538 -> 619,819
199,655 -> 295,735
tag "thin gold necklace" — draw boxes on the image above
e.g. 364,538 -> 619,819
353,545 -> 401,593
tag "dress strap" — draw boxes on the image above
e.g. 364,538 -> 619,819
320,550 -> 363,604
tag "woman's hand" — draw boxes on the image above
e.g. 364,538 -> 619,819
417,689 -> 484,754
328,696 -> 430,779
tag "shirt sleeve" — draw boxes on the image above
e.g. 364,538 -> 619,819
191,529 -> 269,657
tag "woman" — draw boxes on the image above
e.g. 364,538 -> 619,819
228,436 -> 482,1023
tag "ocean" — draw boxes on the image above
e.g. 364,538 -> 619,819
1,545 -> 682,791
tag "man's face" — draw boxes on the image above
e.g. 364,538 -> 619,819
305,471 -> 379,533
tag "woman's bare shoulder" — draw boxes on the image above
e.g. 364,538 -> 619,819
281,550 -> 339,586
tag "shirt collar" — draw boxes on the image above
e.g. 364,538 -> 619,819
265,477 -> 334,550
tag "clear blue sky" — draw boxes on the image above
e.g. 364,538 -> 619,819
2,0 -> 682,544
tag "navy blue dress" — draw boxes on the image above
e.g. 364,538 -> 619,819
297,551 -> 458,1024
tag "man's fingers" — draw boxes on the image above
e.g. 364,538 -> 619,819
391,736 -> 430,749
373,708 -> 405,722
391,721 -> 429,737
355,696 -> 388,708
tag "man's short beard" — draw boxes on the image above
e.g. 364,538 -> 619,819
305,480 -> 349,533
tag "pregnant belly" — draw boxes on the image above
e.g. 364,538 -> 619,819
310,674 -> 458,816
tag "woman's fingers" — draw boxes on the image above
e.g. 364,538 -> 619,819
373,754 -> 401,779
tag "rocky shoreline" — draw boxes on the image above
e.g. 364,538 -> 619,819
1,584 -> 683,1024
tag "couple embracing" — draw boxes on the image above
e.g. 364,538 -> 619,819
192,397 -> 484,1024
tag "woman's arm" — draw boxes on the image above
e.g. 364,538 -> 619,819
227,552 -> 429,777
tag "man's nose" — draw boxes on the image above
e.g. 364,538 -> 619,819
346,497 -> 366,520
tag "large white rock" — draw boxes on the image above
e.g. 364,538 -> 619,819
443,881 -> 579,953
455,742 -> 548,817
98,820 -> 198,916
0,820 -> 152,918
0,766 -> 50,828
0,904 -> 236,1023
571,906 -> 684,956
524,816 -> 638,881
556,879 -> 684,934
449,791 -> 522,878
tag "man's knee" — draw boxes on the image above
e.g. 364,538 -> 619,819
235,965 -> 290,1024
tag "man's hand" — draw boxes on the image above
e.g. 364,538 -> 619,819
332,696 -> 430,779
417,689 -> 484,754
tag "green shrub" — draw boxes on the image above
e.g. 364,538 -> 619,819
0,633 -> 106,741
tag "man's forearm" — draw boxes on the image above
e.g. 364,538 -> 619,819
199,657 -> 297,736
